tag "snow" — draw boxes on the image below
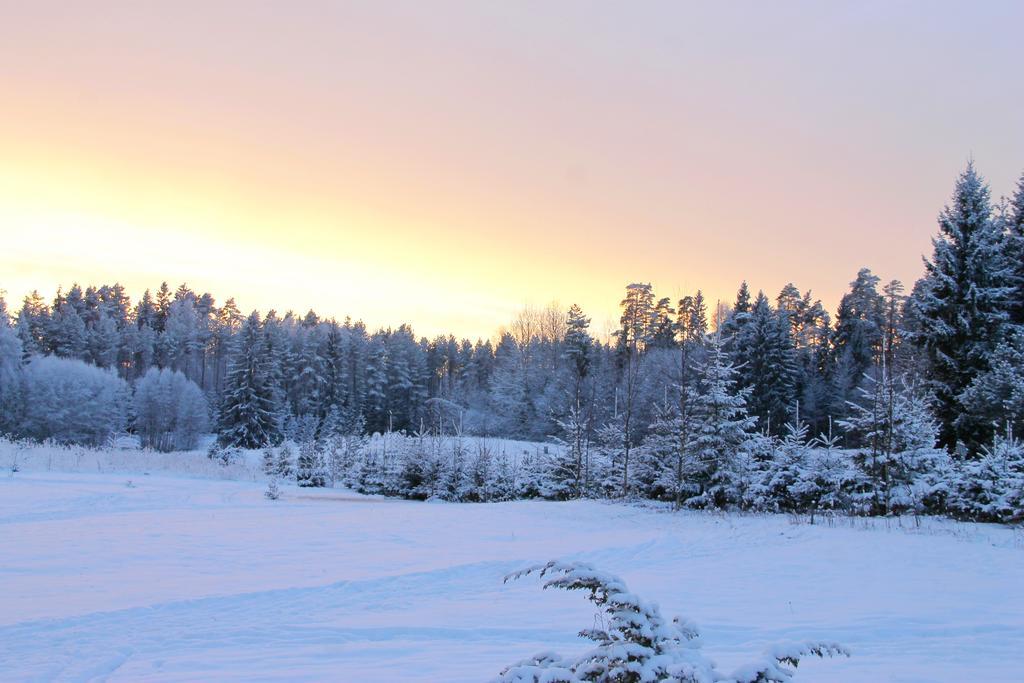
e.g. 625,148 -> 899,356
1,469 -> 1021,681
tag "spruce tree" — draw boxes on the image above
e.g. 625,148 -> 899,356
740,292 -> 797,433
296,440 -> 327,487
686,334 -> 756,508
276,443 -> 295,479
0,309 -> 24,435
561,304 -> 593,495
1003,172 -> 1024,327
218,311 -> 282,449
958,330 -> 1024,439
720,281 -> 752,362
911,162 -> 1012,451
830,268 -> 884,423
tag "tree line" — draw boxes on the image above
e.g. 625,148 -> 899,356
1,162 -> 1022,519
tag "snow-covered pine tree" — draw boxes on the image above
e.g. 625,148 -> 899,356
637,400 -> 679,500
649,296 -> 676,349
830,268 -> 885,425
685,333 -> 756,509
741,292 -> 797,434
720,281 -> 752,362
0,305 -> 24,435
838,373 -> 939,515
15,291 -> 50,359
559,303 -> 593,497
218,311 -> 282,449
615,283 -> 655,497
1003,171 -> 1024,328
764,405 -> 814,512
50,300 -> 89,361
777,284 -> 832,433
275,443 -> 295,479
264,477 -> 281,500
958,329 -> 1024,442
951,424 -> 1024,523
295,440 -> 327,487
549,405 -> 590,500
262,447 -> 276,476
911,162 -> 1013,451
442,436 -> 468,501
495,561 -> 848,683
464,442 -> 496,502
805,418 -> 851,519
592,418 -> 627,498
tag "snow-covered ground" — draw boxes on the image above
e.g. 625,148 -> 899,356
1,470 -> 1021,682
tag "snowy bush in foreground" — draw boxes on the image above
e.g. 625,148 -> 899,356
21,355 -> 130,446
495,561 -> 848,683
134,367 -> 210,451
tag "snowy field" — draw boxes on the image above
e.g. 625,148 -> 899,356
1,470 -> 1022,682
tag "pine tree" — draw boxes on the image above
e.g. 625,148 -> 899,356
51,302 -> 89,360
720,281 -> 752,362
560,304 -> 593,496
806,418 -> 851,518
262,447 -> 277,476
296,440 -> 327,487
911,162 -> 1012,451
16,291 -> 50,358
497,561 -> 848,683
765,406 -> 813,511
0,307 -> 24,435
615,283 -> 655,496
276,443 -> 295,479
668,290 -> 707,509
218,311 -> 282,449
951,425 -> 1024,522
839,372 -> 938,515
648,297 -> 676,349
550,405 -> 589,499
685,334 -> 756,508
740,292 -> 797,433
958,330 -> 1024,439
636,400 -> 679,499
1003,171 -> 1024,327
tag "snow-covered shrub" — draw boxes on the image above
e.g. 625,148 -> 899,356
549,405 -> 590,500
949,427 -> 1024,523
276,443 -> 295,479
839,374 -> 939,515
495,561 -> 848,682
262,447 -> 276,476
296,440 -> 327,487
465,443 -> 500,501
803,422 -> 852,518
21,355 -> 130,446
264,477 -> 281,500
763,418 -> 814,512
133,367 -> 210,451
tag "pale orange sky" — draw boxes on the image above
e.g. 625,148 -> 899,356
2,1 -> 1022,339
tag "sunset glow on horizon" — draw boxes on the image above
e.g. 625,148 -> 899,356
2,1 -> 1023,339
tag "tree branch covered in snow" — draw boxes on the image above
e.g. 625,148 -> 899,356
495,561 -> 848,683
